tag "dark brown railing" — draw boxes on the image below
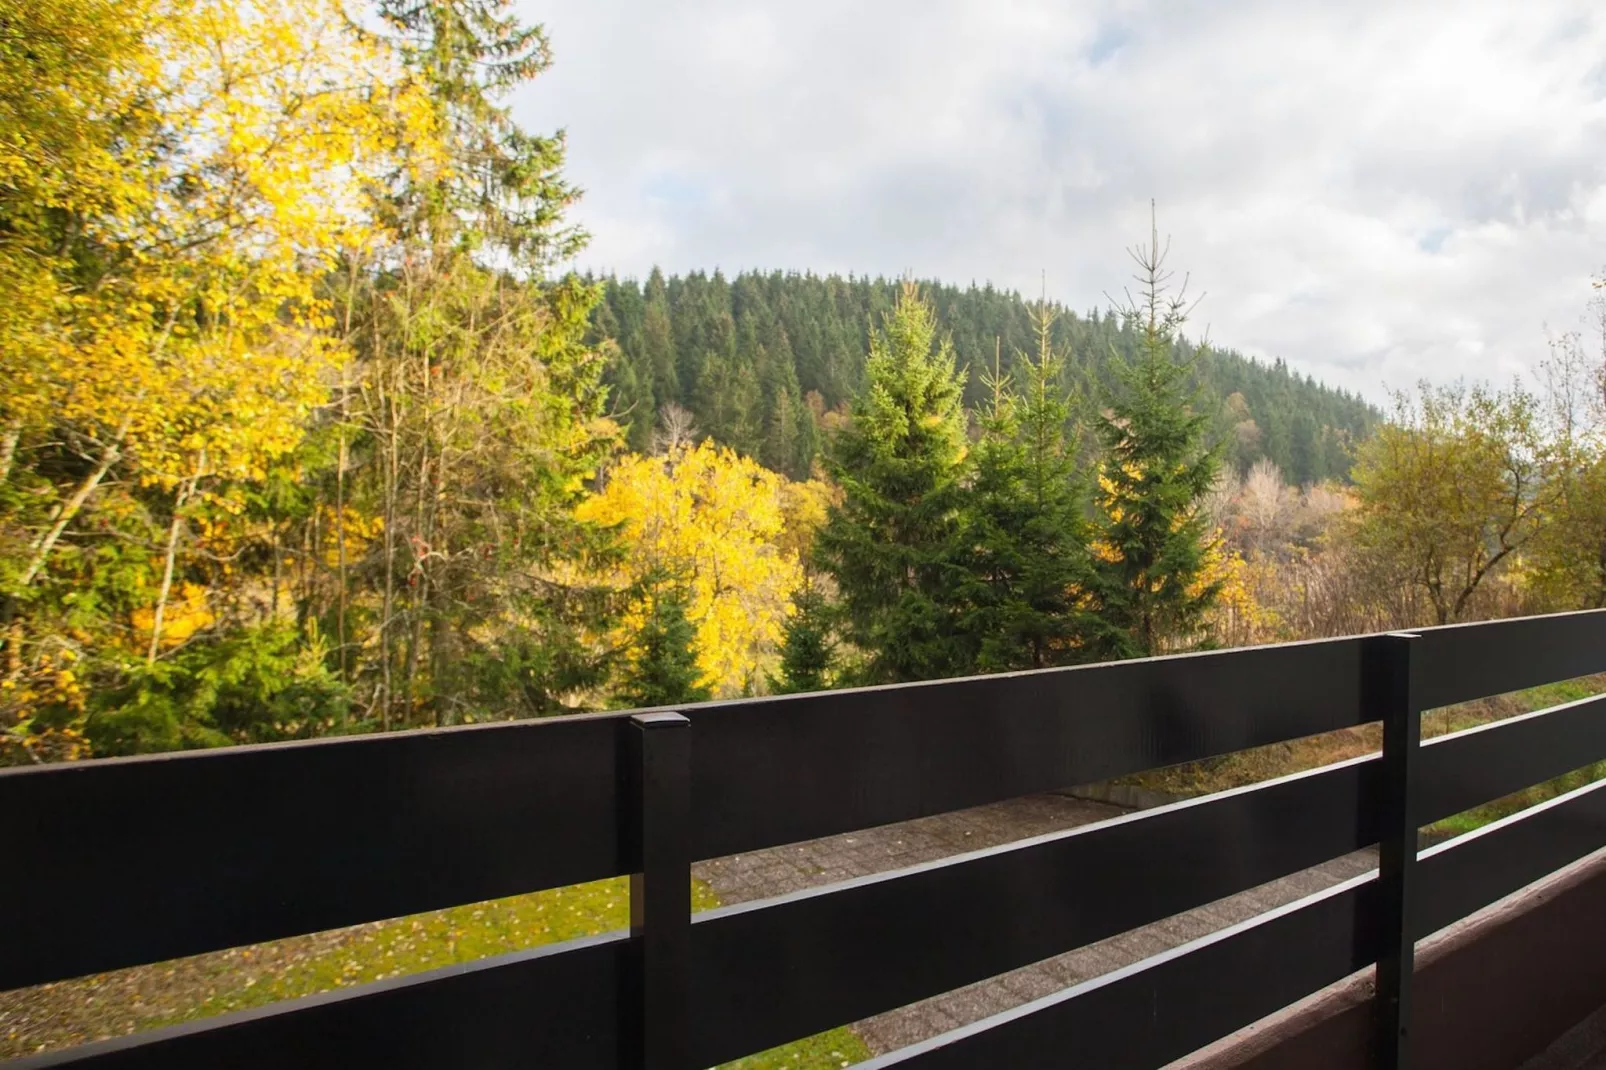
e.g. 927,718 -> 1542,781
9,610 -> 1606,1068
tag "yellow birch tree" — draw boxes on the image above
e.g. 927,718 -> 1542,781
578,442 -> 829,697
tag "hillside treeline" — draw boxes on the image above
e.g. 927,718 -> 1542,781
6,0 -> 1604,769
589,271 -> 1377,484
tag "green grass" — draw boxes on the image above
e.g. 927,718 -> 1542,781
1116,674 -> 1606,844
143,877 -> 714,1024
1422,676 -> 1606,841
1426,759 -> 1606,839
127,877 -> 871,1069
721,1027 -> 874,1069
4,878 -> 872,1065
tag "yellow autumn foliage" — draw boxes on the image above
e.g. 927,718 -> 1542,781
0,641 -> 89,764
131,582 -> 216,651
1194,538 -> 1280,648
9,0 -> 431,466
5,0 -> 447,602
577,443 -> 830,697
315,506 -> 387,569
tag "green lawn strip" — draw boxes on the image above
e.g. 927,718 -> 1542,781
720,1027 -> 874,1069
134,877 -> 869,1068
144,876 -> 666,1023
1426,759 -> 1606,840
1419,675 -> 1606,840
1120,674 -> 1606,818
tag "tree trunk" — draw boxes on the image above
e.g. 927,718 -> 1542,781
23,318 -> 172,587
20,421 -> 129,588
1594,537 -> 1606,610
147,477 -> 195,665
0,418 -> 20,487
271,524 -> 281,617
336,418 -> 349,688
379,363 -> 398,732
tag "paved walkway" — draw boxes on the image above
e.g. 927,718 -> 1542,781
691,792 -> 1379,1059
692,793 -> 1122,904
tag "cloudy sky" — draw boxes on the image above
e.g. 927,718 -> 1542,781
513,0 -> 1606,403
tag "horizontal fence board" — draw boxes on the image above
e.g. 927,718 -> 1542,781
689,758 -> 1378,1066
856,771 -> 1606,1070
10,608 -> 1606,1026
10,931 -> 627,1070
858,876 -> 1379,1070
1417,693 -> 1606,824
2,715 -> 628,990
691,637 -> 1368,859
1415,776 -> 1606,938
5,634 -> 1371,989
855,759 -> 1606,1070
1413,610 -> 1606,710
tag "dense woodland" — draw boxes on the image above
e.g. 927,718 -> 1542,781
4,0 -> 1606,771
587,270 -> 1377,484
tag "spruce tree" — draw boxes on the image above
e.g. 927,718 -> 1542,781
641,268 -> 680,405
769,585 -> 838,694
1289,411 -> 1319,486
358,0 -> 622,723
1092,207 -> 1223,656
614,587 -> 711,709
956,308 -> 1118,671
813,281 -> 970,684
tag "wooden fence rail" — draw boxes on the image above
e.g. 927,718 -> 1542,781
8,610 -> 1606,1068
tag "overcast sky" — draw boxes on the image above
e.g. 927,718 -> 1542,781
513,0 -> 1606,403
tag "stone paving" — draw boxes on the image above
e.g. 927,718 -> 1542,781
692,793 -> 1123,904
690,792 -> 1379,1060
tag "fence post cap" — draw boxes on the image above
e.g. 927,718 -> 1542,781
631,712 -> 690,729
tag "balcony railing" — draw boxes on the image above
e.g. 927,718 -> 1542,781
8,610 -> 1606,1068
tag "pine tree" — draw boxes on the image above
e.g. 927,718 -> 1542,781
614,587 -> 712,709
769,585 -> 838,694
813,281 -> 970,684
1091,207 -> 1223,656
956,309 -> 1116,671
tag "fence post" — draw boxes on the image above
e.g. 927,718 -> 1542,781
1369,632 -> 1419,1070
622,712 -> 692,1070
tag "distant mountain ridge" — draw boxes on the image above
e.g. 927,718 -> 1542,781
587,269 -> 1379,483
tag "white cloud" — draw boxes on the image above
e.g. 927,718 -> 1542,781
513,0 -> 1606,402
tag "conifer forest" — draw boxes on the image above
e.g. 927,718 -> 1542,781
5,0 -> 1606,770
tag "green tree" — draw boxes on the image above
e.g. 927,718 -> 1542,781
1352,382 -> 1550,625
769,585 -> 838,694
1091,209 -> 1223,655
813,281 -> 970,683
1289,411 -> 1319,486
338,0 -> 622,726
641,268 -> 681,405
614,587 -> 711,709
1530,293 -> 1606,609
956,310 -> 1115,671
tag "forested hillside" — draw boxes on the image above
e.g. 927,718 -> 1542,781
5,0 -> 1595,767
589,270 -> 1378,482
11,1 -> 1606,1061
